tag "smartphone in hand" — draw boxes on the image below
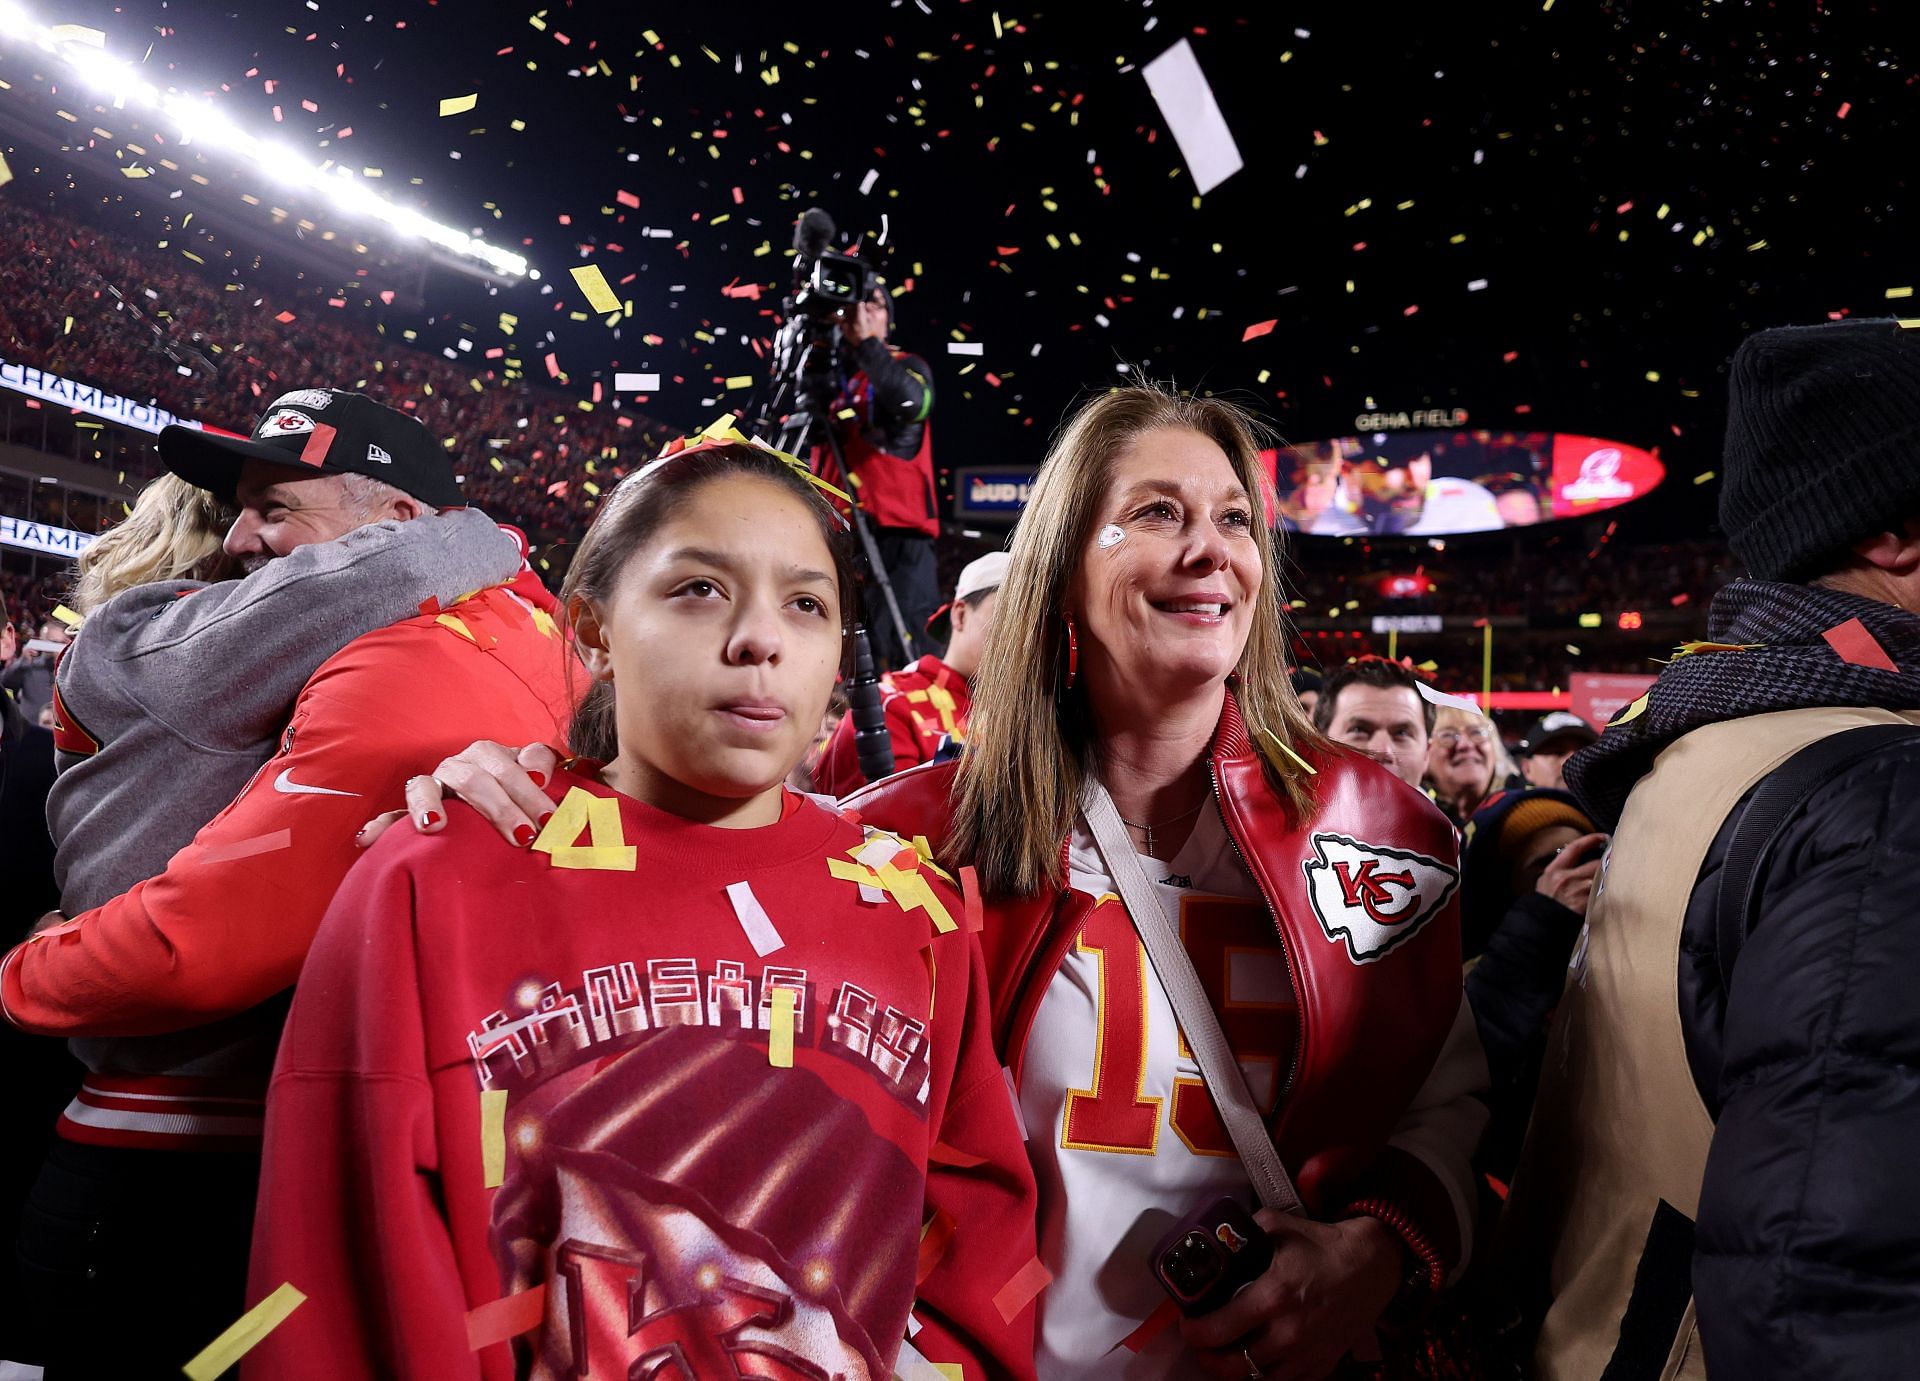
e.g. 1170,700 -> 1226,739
1151,1196 -> 1275,1316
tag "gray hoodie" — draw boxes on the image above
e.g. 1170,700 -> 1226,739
48,506 -> 521,1076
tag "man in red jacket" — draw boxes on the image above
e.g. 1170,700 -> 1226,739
812,551 -> 1005,797
0,392 -> 576,1375
827,287 -> 940,669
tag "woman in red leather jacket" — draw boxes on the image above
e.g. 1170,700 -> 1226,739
385,386 -> 1487,1381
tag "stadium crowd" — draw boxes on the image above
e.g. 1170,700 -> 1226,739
0,200 -> 677,554
3,174 -> 1918,1381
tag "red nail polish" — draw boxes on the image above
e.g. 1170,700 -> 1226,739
424,811 -> 442,828
537,810 -> 554,827
512,823 -> 537,847
528,770 -> 547,789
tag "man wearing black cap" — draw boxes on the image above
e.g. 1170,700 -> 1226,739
1515,711 -> 1598,792
1500,320 -> 1920,1381
0,390 -> 576,1374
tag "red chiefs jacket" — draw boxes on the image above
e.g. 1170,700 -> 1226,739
0,574 -> 576,1065
845,692 -> 1482,1281
244,766 -> 1038,1380
812,654 -> 972,798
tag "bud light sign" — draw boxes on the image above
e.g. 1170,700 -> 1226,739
955,467 -> 1039,521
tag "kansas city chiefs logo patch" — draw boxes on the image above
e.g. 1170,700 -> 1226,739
1301,832 -> 1458,965
256,407 -> 316,437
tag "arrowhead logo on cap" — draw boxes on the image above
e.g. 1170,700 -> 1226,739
257,408 -> 316,437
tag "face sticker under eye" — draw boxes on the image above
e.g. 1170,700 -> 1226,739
1097,523 -> 1125,549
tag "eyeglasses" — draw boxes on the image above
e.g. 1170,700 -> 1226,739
1432,727 -> 1493,747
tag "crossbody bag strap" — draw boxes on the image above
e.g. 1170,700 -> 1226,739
1080,777 -> 1304,1216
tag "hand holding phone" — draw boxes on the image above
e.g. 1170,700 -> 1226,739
1151,1196 -> 1275,1316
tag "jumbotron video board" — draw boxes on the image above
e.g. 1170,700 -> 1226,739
1267,429 -> 1665,536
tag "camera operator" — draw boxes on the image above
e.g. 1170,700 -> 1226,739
832,286 -> 940,669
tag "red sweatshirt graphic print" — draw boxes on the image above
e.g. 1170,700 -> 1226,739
245,767 -> 1038,1381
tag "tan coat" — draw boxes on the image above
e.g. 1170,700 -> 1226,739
1498,706 -> 1920,1381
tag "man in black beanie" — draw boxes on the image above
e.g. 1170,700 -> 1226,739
1498,318 -> 1920,1381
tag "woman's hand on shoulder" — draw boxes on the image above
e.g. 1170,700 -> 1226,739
355,740 -> 563,850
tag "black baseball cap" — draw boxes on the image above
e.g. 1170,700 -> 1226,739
1517,711 -> 1599,757
159,389 -> 466,508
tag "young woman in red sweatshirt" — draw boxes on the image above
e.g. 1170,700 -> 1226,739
244,434 -> 1038,1380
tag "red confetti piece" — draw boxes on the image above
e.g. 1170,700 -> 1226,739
916,1209 -> 956,1285
1120,1297 -> 1182,1352
1822,617 -> 1898,672
991,1256 -> 1053,1323
201,829 -> 293,864
299,422 -> 337,467
464,1285 -> 546,1352
928,1140 -> 987,1168
1837,101 -> 1852,119
615,189 -> 640,208
958,865 -> 984,934
1242,319 -> 1277,342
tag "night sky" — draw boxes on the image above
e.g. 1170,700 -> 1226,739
6,0 -> 1916,551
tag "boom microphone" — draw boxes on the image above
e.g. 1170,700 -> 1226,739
794,206 -> 836,259
847,624 -> 897,785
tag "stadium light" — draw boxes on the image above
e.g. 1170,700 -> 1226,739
0,3 -> 530,280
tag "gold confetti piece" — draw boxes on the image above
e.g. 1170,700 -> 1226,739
769,987 -> 796,1068
1612,694 -> 1650,726
934,1367 -> 965,1381
1694,470 -> 1716,484
569,264 -> 621,314
439,93 -> 479,117
1258,727 -> 1318,776
532,787 -> 636,870
725,374 -> 755,389
51,604 -> 82,628
480,1088 -> 508,1188
0,152 -> 11,188
182,1282 -> 306,1381
436,613 -> 477,643
1887,286 -> 1915,300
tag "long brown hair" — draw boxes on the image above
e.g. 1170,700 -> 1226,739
557,443 -> 856,762
947,384 -> 1328,895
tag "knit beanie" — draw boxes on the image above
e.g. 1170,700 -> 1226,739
1720,319 -> 1920,581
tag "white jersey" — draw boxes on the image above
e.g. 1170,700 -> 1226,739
1018,804 -> 1294,1379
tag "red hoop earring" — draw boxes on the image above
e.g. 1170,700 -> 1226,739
1061,614 -> 1079,692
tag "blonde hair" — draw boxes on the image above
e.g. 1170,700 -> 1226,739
1427,705 -> 1515,794
67,473 -> 237,620
947,384 -> 1328,895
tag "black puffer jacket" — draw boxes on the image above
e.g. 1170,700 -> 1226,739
1567,579 -> 1920,1380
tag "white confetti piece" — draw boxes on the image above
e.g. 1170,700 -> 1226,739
614,372 -> 660,391
947,342 -> 983,356
1141,39 -> 1244,195
726,880 -> 786,957
1415,681 -> 1487,716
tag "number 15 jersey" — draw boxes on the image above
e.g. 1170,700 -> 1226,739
1018,803 -> 1293,1379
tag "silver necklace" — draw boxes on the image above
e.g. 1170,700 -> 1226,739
1118,798 -> 1206,858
